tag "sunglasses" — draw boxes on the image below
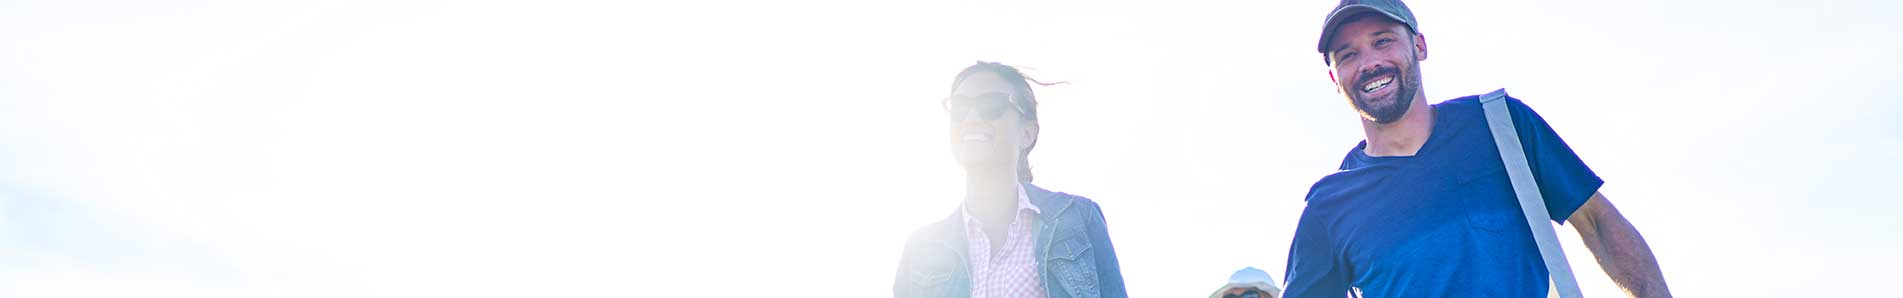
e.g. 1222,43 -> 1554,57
1222,289 -> 1270,298
942,92 -> 1026,121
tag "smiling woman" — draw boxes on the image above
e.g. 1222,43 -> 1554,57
944,62 -> 1061,183
894,61 -> 1129,298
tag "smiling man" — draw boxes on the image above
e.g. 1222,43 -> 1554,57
893,61 -> 1128,298
1281,1 -> 1673,297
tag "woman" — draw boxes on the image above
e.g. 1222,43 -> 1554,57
893,61 -> 1127,298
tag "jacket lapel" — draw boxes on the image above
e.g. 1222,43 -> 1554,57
1025,182 -> 1078,297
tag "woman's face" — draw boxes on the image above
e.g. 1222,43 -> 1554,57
946,72 -> 1035,173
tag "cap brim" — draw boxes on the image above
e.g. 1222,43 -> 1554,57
1317,4 -> 1408,54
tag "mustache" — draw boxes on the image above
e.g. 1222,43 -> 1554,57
1357,66 -> 1399,87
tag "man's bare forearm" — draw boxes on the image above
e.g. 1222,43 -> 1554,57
1572,193 -> 1672,298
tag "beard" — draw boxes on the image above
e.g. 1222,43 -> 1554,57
1345,59 -> 1423,124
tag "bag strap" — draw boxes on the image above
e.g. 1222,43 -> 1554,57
1479,89 -> 1585,298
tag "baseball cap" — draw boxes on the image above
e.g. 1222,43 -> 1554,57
1317,0 -> 1419,64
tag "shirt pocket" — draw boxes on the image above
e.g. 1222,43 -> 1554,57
1448,168 -> 1531,256
1441,159 -> 1522,235
1045,229 -> 1100,298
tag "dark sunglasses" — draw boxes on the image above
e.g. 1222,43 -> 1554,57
1222,289 -> 1269,298
942,92 -> 1025,121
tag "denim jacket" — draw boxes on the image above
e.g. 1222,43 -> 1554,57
893,183 -> 1128,298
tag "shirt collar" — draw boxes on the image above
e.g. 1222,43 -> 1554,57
1015,184 -> 1040,214
962,184 -> 1041,224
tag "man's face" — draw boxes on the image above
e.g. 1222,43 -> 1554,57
1327,16 -> 1426,124
946,72 -> 1035,171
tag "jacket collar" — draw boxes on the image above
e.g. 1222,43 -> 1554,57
938,182 -> 1076,262
1023,182 -> 1069,223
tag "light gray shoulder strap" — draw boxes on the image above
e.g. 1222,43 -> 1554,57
1479,88 -> 1585,298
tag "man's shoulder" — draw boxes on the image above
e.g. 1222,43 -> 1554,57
1435,91 -> 1543,117
1428,92 -> 1547,149
1431,94 -> 1491,120
1440,94 -> 1486,106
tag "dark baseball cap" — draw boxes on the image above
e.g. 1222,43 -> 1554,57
1317,0 -> 1419,63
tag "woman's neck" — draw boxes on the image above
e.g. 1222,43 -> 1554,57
963,167 -> 1022,226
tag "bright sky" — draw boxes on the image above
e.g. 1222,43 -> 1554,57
2,0 -> 1899,297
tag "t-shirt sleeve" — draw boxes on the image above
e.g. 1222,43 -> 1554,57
1283,205 -> 1352,298
1505,97 -> 1604,223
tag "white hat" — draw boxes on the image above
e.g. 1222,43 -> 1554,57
1208,267 -> 1282,298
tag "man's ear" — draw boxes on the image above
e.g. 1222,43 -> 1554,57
1328,70 -> 1343,94
1412,33 -> 1429,61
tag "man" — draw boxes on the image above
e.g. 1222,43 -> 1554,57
1282,1 -> 1673,297
894,61 -> 1128,298
1209,267 -> 1282,298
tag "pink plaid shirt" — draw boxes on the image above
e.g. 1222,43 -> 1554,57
962,186 -> 1044,298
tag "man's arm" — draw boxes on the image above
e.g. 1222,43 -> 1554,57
1566,192 -> 1672,298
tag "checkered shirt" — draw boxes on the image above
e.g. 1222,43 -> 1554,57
962,186 -> 1044,298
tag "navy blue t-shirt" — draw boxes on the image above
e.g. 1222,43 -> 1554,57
1282,95 -> 1603,298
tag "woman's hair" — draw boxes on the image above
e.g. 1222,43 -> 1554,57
949,61 -> 1065,182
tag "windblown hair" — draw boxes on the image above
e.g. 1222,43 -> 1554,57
950,61 -> 1065,182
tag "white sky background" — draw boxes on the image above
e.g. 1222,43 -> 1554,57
0,0 -> 1898,297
